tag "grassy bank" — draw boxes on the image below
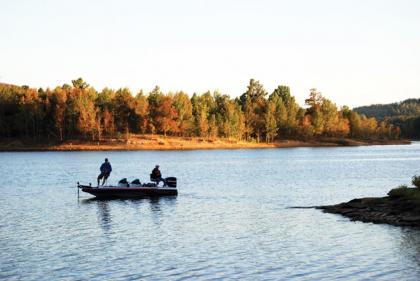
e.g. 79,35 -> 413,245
0,135 -> 411,151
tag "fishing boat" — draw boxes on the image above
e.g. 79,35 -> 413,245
77,177 -> 178,199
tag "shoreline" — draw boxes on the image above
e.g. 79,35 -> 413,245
317,190 -> 420,227
0,136 -> 411,152
315,183 -> 420,227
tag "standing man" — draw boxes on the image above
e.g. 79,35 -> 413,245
98,158 -> 112,186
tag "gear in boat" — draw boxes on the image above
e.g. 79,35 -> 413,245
115,177 -> 177,188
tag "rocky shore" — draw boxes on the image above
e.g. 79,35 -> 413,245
318,190 -> 420,227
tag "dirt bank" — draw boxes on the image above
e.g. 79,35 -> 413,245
0,135 -> 411,151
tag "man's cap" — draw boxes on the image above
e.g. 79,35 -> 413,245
105,158 -> 108,161
155,165 -> 159,168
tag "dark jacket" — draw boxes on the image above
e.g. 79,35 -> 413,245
100,162 -> 112,173
152,167 -> 161,178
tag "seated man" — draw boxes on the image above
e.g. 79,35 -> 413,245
151,165 -> 166,187
97,158 -> 112,186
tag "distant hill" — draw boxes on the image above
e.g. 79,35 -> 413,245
354,98 -> 420,120
354,98 -> 420,139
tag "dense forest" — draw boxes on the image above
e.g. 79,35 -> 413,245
354,99 -> 420,138
0,78 -> 401,142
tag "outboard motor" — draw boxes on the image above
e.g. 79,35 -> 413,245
118,178 -> 129,187
165,177 -> 177,188
130,179 -> 142,187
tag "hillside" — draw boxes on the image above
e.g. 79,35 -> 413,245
354,98 -> 420,139
354,98 -> 420,120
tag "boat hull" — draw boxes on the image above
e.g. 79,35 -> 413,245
80,186 -> 178,199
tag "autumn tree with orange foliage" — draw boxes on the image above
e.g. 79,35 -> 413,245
0,78 -> 401,143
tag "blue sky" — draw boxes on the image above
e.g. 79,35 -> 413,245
1,0 -> 419,107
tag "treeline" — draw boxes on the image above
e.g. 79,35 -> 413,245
392,117 -> 420,139
354,99 -> 420,138
0,78 -> 400,142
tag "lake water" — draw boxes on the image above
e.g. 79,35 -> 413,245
1,143 -> 420,280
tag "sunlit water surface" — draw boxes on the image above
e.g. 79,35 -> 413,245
1,143 -> 420,280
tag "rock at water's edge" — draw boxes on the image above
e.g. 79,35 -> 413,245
317,196 -> 420,227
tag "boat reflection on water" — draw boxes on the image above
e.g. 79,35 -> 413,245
81,196 -> 178,233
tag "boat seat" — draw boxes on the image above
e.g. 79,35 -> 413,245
150,174 -> 165,187
150,174 -> 159,183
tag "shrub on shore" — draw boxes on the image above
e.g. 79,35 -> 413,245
412,176 -> 420,188
388,185 -> 409,198
388,184 -> 420,201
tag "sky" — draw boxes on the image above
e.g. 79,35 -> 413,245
1,0 -> 419,108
